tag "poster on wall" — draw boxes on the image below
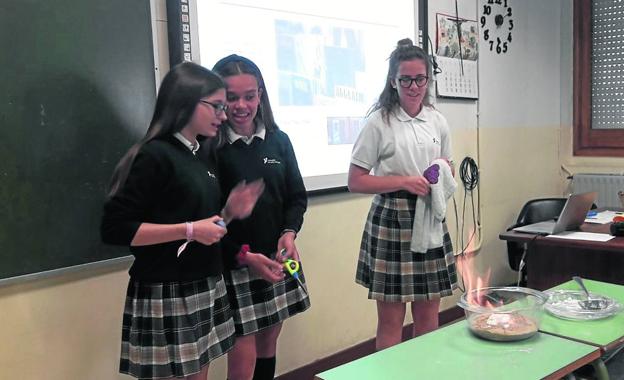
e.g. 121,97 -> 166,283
435,13 -> 478,99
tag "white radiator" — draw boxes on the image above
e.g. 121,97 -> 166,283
572,173 -> 624,208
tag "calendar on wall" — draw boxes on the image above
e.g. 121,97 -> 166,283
434,13 -> 479,99
435,56 -> 478,99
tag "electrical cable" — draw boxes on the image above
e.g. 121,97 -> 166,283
459,157 -> 479,192
454,157 -> 480,292
459,157 -> 479,254
427,36 -> 442,76
517,235 -> 539,287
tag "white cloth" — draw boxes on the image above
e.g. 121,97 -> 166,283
411,159 -> 457,253
351,106 -> 452,176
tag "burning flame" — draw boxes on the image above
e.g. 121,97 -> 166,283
458,231 -> 500,308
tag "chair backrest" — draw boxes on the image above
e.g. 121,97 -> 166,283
507,197 -> 596,274
516,198 -> 567,226
507,198 -> 567,274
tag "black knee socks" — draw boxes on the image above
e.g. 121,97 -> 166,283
252,356 -> 276,380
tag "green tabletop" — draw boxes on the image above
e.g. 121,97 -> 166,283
316,320 -> 599,380
541,279 -> 624,350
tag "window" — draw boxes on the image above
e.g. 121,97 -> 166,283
574,0 -> 624,156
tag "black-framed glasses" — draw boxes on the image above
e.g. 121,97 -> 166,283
396,75 -> 429,88
199,100 -> 228,114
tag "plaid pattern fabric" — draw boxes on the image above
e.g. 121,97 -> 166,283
120,276 -> 235,379
225,265 -> 311,336
355,191 -> 458,303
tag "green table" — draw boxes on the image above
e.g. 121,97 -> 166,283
315,320 -> 600,380
541,279 -> 624,352
539,279 -> 624,380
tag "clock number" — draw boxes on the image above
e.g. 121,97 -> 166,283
504,0 -> 508,6
496,37 -> 502,54
481,16 -> 486,27
502,42 -> 508,53
489,40 -> 494,51
495,0 -> 501,4
483,5 -> 491,15
484,29 -> 489,41
507,7 -> 513,16
507,32 -> 512,42
487,0 -> 494,4
509,19 -> 514,30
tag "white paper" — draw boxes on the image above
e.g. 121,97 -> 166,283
584,210 -> 623,224
547,231 -> 615,242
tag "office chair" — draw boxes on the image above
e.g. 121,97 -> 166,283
506,198 -> 567,286
506,197 -> 597,286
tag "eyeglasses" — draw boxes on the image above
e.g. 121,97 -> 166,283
396,75 -> 429,88
199,100 -> 228,114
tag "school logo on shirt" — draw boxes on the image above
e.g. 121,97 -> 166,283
263,157 -> 281,165
432,137 -> 440,145
206,170 -> 216,178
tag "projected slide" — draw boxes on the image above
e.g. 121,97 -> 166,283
196,0 -> 415,190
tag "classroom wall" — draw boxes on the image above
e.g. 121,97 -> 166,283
0,0 -> 571,379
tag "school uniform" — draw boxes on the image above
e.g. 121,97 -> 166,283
216,123 -> 311,336
101,134 -> 234,379
351,106 -> 458,303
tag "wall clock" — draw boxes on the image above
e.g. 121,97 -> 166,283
480,0 -> 514,54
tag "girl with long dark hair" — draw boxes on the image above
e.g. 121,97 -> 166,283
101,62 -> 282,380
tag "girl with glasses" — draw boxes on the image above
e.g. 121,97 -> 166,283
211,55 -> 310,380
101,62 -> 283,380
348,38 -> 458,351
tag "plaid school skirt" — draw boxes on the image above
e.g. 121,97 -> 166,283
120,276 -> 235,379
225,264 -> 311,336
355,191 -> 458,303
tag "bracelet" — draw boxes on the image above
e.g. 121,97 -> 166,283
236,244 -> 250,266
280,229 -> 297,238
177,222 -> 194,258
185,221 -> 194,241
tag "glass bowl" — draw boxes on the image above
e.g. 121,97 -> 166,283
457,287 -> 547,342
544,289 -> 623,320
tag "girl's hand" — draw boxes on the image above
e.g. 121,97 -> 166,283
403,176 -> 431,196
246,252 -> 285,283
276,231 -> 299,262
192,216 -> 227,245
222,179 -> 265,222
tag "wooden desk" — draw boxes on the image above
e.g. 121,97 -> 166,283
315,321 -> 600,380
499,223 -> 624,290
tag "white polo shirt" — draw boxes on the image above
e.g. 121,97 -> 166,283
351,105 -> 452,177
226,122 -> 266,145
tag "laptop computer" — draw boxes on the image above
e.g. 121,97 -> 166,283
512,192 -> 597,235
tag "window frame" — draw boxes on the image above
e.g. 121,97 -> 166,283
573,0 -> 624,157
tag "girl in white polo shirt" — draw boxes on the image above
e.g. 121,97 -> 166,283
348,38 -> 458,351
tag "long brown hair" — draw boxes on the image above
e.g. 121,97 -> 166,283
107,62 -> 225,196
369,38 -> 432,123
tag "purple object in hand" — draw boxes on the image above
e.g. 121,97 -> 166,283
423,164 -> 440,184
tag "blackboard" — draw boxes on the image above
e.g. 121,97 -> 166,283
0,0 -> 156,283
